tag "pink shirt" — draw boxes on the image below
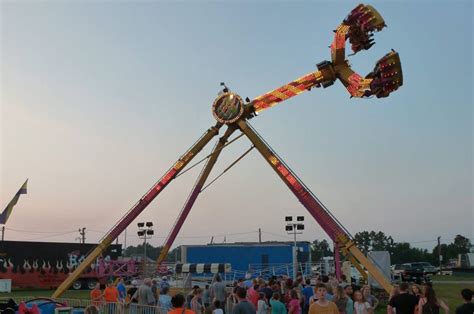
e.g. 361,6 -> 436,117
289,299 -> 301,314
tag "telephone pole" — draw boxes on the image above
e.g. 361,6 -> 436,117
437,236 -> 442,272
78,228 -> 86,244
259,228 -> 262,243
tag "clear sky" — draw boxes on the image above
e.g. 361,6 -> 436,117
1,1 -> 472,251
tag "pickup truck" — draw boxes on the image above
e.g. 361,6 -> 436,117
391,263 -> 432,283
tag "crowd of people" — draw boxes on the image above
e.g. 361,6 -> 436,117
85,274 -> 474,314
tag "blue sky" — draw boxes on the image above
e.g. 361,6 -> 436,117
1,0 -> 472,250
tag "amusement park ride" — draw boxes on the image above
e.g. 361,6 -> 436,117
53,3 -> 402,297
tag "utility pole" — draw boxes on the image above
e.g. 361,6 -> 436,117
137,222 -> 154,277
78,228 -> 86,244
285,216 -> 304,281
124,229 -> 127,251
259,228 -> 262,243
437,236 -> 442,273
1,226 -> 5,241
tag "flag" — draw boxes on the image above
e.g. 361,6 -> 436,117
0,179 -> 28,224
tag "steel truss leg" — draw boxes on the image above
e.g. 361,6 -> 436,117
156,126 -> 236,266
52,124 -> 221,298
237,119 -> 392,293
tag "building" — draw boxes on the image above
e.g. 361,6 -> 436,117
180,241 -> 311,278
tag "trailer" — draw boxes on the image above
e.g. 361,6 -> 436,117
0,241 -> 137,290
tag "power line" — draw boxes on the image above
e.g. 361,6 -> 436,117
5,227 -> 77,234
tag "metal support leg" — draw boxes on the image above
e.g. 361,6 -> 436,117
52,124 -> 221,298
237,119 -> 392,293
156,127 -> 236,265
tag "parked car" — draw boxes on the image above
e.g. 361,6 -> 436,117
391,263 -> 432,284
409,262 -> 437,275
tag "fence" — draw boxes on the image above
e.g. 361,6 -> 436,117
0,297 -> 168,314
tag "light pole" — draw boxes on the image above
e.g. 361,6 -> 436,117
285,216 -> 304,281
137,222 -> 154,276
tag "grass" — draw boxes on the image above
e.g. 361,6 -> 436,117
0,289 -> 90,300
432,274 -> 474,282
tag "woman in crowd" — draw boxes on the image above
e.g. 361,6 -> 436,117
353,290 -> 373,314
191,288 -> 204,314
418,285 -> 449,314
411,284 -> 423,301
288,289 -> 302,314
257,292 -> 269,314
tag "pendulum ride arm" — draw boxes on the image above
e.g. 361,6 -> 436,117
156,126 -> 236,266
237,119 -> 393,293
52,124 -> 221,298
244,4 -> 402,119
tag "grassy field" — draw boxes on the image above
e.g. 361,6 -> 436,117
0,289 -> 90,300
432,274 -> 474,282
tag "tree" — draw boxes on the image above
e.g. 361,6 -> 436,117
391,242 -> 430,264
453,234 -> 471,254
311,239 -> 332,262
353,231 -> 394,254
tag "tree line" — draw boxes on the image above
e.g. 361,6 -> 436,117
311,231 -> 471,265
123,232 -> 471,266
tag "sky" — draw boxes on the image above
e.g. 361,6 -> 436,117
0,0 -> 472,252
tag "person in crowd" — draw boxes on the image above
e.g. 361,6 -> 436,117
411,284 -> 423,301
388,285 -> 400,303
103,280 -> 119,314
161,276 -> 171,290
333,286 -> 348,314
152,279 -> 159,303
308,283 -> 338,314
353,290 -> 372,314
159,286 -> 173,313
232,287 -> 256,314
257,292 -> 269,314
361,286 -> 378,310
340,275 -> 348,285
168,294 -> 195,314
117,278 -> 127,303
248,284 -> 260,308
328,275 -> 339,290
455,288 -> 473,314
261,282 -> 275,305
85,305 -> 99,314
213,300 -> 224,314
418,285 -> 449,314
191,288 -> 205,314
284,279 -> 294,306
203,285 -> 211,308
343,285 -> 353,314
211,275 -> 228,311
127,280 -> 139,304
289,289 -> 302,314
90,283 -> 103,308
136,278 -> 156,306
243,274 -> 253,288
302,279 -> 314,314
188,286 -> 201,308
270,292 -> 288,314
387,282 -> 418,314
325,285 -> 334,302
104,280 -> 119,303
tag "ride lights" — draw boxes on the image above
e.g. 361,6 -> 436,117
366,50 -> 403,98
